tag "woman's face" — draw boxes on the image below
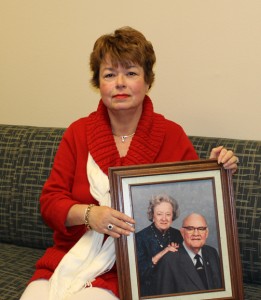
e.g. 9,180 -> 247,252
153,202 -> 173,232
99,56 -> 149,113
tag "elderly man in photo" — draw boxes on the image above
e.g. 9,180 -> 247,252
154,213 -> 222,295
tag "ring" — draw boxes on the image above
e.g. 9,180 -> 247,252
107,223 -> 114,231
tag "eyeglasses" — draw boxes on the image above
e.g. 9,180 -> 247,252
182,226 -> 207,234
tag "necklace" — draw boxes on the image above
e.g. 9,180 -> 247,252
150,224 -> 171,248
113,132 -> 135,143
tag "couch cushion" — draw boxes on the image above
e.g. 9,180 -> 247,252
0,125 -> 65,249
0,125 -> 27,243
0,243 -> 45,300
189,136 -> 261,285
243,283 -> 261,300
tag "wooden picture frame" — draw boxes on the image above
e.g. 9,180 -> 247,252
109,159 -> 244,300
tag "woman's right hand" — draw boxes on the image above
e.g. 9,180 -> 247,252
89,205 -> 135,238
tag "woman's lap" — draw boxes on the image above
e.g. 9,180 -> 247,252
20,279 -> 119,300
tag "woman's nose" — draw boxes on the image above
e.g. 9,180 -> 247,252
115,74 -> 126,88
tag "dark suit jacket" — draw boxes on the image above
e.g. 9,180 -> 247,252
155,245 -> 223,295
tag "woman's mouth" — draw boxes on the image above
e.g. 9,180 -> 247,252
113,94 -> 129,99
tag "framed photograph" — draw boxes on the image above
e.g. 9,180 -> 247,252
109,159 -> 244,300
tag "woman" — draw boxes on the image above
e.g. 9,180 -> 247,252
136,194 -> 183,296
20,26 -> 238,300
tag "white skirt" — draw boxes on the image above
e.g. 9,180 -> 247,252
20,279 -> 119,300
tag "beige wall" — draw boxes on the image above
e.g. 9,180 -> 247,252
1,0 -> 260,140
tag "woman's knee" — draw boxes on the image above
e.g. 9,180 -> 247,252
20,280 -> 49,300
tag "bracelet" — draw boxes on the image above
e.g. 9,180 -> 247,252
84,204 -> 95,229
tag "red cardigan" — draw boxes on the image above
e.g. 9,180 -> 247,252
30,96 -> 198,297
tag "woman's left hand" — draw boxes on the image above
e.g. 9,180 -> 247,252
209,146 -> 239,174
152,243 -> 179,265
166,242 -> 179,253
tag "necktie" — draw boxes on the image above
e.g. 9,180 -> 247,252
194,254 -> 208,289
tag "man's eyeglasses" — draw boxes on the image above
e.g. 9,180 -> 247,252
182,226 -> 207,234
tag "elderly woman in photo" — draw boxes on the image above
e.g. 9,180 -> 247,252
135,194 -> 183,296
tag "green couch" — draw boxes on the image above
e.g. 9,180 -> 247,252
0,124 -> 260,300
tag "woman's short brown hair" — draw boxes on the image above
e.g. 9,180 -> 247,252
147,194 -> 180,222
90,26 -> 156,88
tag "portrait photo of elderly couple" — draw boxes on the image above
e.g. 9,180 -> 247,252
131,179 -> 225,298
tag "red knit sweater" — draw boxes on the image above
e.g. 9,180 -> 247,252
30,96 -> 198,297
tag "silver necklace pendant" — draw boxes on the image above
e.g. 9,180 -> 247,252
120,133 -> 135,143
121,135 -> 127,142
152,226 -> 170,249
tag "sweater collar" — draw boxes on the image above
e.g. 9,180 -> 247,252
86,95 -> 166,175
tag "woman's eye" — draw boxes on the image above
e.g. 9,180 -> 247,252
104,73 -> 114,79
127,71 -> 137,76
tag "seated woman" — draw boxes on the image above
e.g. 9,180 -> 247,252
20,26 -> 238,300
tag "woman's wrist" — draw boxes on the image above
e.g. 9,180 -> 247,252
152,256 -> 158,265
84,204 -> 96,229
152,249 -> 166,265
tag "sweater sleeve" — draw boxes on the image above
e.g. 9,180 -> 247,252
40,121 -> 93,239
